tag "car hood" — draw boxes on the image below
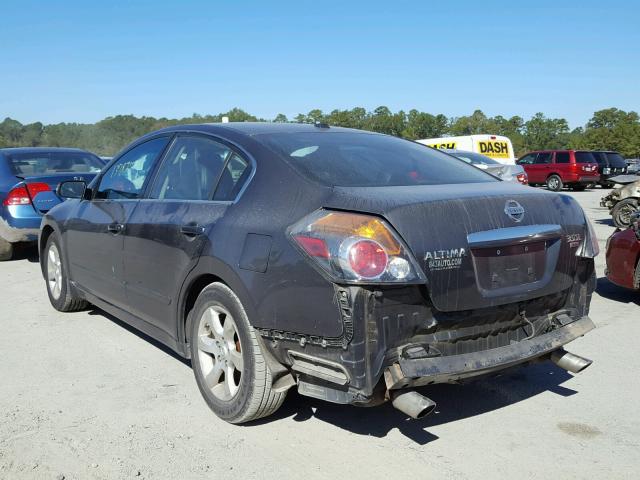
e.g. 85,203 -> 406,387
326,182 -> 589,311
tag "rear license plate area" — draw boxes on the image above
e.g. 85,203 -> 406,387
471,241 -> 546,291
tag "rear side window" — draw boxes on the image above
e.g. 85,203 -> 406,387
555,152 -> 570,164
149,136 -> 231,200
257,132 -> 495,187
8,151 -> 103,175
575,152 -> 596,164
213,153 -> 251,201
96,137 -> 169,200
535,153 -> 552,164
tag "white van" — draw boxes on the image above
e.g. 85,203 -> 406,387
416,134 -> 516,165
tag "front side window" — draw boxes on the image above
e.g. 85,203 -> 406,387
96,137 -> 169,200
149,136 -> 231,200
535,153 -> 552,164
258,132 -> 495,187
517,154 -> 536,165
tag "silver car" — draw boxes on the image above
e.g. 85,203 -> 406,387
444,149 -> 528,184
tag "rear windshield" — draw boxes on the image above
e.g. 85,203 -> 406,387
575,152 -> 596,164
605,152 -> 627,168
258,132 -> 497,187
7,151 -> 103,176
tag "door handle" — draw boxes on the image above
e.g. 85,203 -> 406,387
107,223 -> 124,234
180,224 -> 205,236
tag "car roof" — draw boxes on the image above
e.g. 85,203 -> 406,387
0,147 -> 95,155
149,122 -> 374,138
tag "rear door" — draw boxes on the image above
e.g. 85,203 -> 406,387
122,134 -> 252,335
64,137 -> 170,307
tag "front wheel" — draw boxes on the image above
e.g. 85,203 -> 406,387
44,235 -> 88,312
189,282 -> 286,423
0,237 -> 13,261
611,198 -> 639,228
546,174 -> 563,192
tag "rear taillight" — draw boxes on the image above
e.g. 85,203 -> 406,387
290,210 -> 425,283
2,182 -> 51,206
516,173 -> 528,184
577,215 -> 600,258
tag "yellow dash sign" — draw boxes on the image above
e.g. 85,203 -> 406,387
477,140 -> 510,159
426,142 -> 456,150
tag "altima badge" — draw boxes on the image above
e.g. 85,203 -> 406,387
504,200 -> 525,222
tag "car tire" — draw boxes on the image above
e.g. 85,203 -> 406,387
44,234 -> 88,312
546,174 -> 563,192
571,184 -> 587,191
611,199 -> 639,228
189,282 -> 286,424
0,237 -> 13,261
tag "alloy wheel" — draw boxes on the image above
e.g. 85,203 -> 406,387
196,305 -> 244,401
47,244 -> 63,300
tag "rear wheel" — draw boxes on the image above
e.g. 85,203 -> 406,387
546,174 -> 563,192
44,235 -> 88,312
189,282 -> 286,423
0,237 -> 13,261
611,199 -> 639,228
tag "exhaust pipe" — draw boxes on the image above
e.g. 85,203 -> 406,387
390,390 -> 436,419
550,349 -> 593,374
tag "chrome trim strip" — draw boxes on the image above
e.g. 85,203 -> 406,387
467,224 -> 562,248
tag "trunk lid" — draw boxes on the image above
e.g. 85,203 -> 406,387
327,182 -> 588,311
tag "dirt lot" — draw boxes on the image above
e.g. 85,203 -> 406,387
0,188 -> 638,480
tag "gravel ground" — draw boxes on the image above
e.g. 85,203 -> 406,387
0,188 -> 638,480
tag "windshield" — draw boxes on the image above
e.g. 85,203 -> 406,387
7,151 -> 103,176
575,151 -> 597,164
605,152 -> 627,168
258,132 -> 497,187
449,151 -> 499,166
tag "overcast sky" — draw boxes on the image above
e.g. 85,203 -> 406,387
1,0 -> 638,127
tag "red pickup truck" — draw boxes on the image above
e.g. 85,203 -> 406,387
516,150 -> 600,191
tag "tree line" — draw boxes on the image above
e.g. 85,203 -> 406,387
1,107 -> 639,158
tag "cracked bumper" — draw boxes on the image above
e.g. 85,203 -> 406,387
384,315 -> 595,389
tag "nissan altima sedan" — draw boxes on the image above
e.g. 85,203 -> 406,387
40,123 -> 598,423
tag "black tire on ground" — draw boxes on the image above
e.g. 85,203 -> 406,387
189,282 -> 286,424
546,174 -> 563,192
571,184 -> 587,191
43,234 -> 88,312
0,237 -> 13,261
611,198 -> 639,228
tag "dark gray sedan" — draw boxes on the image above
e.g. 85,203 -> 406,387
40,123 -> 597,423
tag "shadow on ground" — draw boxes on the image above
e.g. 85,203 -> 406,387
86,306 -> 581,445
9,243 -> 39,263
596,276 -> 639,305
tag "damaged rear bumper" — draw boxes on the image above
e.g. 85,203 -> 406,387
384,315 -> 595,390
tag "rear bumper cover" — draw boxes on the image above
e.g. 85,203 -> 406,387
0,217 -> 40,243
384,315 -> 595,389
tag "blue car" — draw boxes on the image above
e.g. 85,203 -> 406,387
0,147 -> 104,260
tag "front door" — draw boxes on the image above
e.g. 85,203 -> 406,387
65,136 -> 171,308
122,134 -> 252,335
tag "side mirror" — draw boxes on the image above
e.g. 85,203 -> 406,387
57,180 -> 87,199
